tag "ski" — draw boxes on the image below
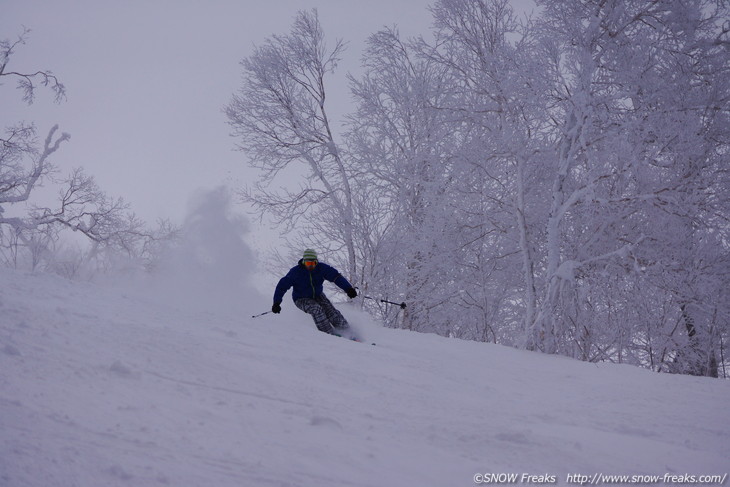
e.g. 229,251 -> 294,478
334,333 -> 376,346
349,337 -> 377,346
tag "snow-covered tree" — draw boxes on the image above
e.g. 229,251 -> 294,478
522,0 -> 729,372
418,0 -> 551,342
347,26 -> 459,331
225,10 -> 358,280
1,29 -> 175,274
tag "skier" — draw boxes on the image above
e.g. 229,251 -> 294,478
272,249 -> 358,335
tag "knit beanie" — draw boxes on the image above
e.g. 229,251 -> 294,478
302,249 -> 318,261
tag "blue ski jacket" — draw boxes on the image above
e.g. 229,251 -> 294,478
273,260 -> 354,304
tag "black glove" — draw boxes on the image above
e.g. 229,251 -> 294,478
346,287 -> 357,299
272,302 -> 281,314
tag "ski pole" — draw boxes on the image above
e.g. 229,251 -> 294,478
380,299 -> 407,309
356,288 -> 407,309
251,311 -> 271,318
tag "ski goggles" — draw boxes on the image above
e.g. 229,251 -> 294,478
303,260 -> 318,268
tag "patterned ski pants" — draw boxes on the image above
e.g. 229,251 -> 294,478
295,293 -> 349,335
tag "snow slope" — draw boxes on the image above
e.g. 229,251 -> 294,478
1,267 -> 728,487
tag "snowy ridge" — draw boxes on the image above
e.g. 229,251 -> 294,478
1,268 -> 728,487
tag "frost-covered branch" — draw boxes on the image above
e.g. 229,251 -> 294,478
0,125 -> 69,207
0,28 -> 66,104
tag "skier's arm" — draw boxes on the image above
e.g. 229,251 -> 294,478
273,273 -> 293,304
321,264 -> 354,293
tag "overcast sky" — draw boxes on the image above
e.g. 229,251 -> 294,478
2,0 -> 437,229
